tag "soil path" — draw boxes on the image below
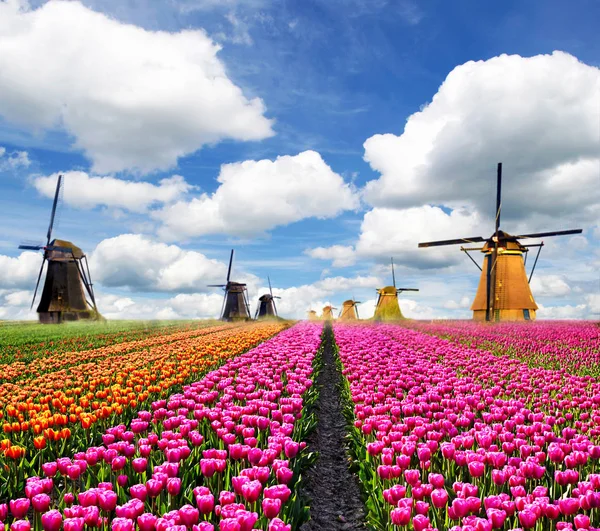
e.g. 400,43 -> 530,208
300,324 -> 366,530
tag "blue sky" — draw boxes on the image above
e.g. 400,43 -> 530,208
0,0 -> 598,320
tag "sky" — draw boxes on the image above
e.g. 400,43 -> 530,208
0,0 -> 599,321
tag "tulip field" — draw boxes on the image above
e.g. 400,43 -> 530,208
1,319 -> 599,531
334,322 -> 600,531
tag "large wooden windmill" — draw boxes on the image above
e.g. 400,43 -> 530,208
255,277 -> 281,319
339,298 -> 360,321
18,175 -> 99,324
373,257 -> 418,321
208,249 -> 251,321
418,163 -> 582,322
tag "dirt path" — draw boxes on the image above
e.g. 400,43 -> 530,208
300,324 -> 366,530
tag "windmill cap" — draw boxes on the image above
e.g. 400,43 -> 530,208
49,239 -> 85,259
377,286 -> 398,294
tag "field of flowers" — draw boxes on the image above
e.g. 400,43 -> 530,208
1,321 -> 324,531
3,318 -> 600,531
1,322 -> 288,495
334,323 -> 600,530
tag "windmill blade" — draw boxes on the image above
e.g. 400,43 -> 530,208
391,257 -> 396,288
19,244 -> 44,251
356,305 -> 360,319
513,229 -> 583,240
31,257 -> 46,309
226,249 -> 234,283
272,296 -> 278,317
397,288 -> 419,293
419,236 -> 486,248
207,284 -> 227,287
46,174 -> 63,246
268,276 -> 274,299
495,162 -> 502,235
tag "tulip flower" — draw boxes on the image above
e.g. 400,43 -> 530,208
41,510 -> 63,531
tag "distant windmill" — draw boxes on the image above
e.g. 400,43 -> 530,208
208,249 -> 251,321
373,257 -> 418,321
18,175 -> 99,324
255,276 -> 281,319
418,163 -> 582,321
307,310 -> 318,321
339,298 -> 361,321
321,305 -> 336,321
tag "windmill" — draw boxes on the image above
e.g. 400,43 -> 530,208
255,276 -> 281,319
418,163 -> 582,322
339,298 -> 361,321
208,249 -> 251,321
321,305 -> 337,321
18,175 -> 99,324
373,257 -> 418,321
307,310 -> 318,321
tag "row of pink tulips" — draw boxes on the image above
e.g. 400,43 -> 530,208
1,323 -> 324,531
404,321 -> 600,376
333,323 -> 600,531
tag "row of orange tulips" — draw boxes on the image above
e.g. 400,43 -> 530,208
0,323 -> 239,384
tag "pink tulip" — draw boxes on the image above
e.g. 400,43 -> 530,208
10,499 -> 30,519
262,498 -> 282,519
41,510 -> 63,531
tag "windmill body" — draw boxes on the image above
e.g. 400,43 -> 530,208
339,299 -> 360,321
255,277 -> 281,319
209,250 -> 251,321
19,176 -> 99,324
373,258 -> 418,321
307,310 -> 318,321
321,305 -> 336,320
470,232 -> 537,321
418,163 -> 582,322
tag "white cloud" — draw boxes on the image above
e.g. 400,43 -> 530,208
0,0 -> 273,174
530,274 -> 572,298
306,245 -> 356,267
155,151 -> 359,239
536,303 -> 589,320
0,145 -> 31,171
354,205 -> 483,268
362,52 -> 600,227
90,234 -> 237,292
33,172 -> 194,213
0,251 -> 43,289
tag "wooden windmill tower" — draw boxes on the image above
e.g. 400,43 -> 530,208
208,249 -> 251,321
307,310 -> 318,321
339,298 -> 361,321
373,258 -> 418,321
418,163 -> 582,322
255,277 -> 281,319
18,175 -> 99,324
321,305 -> 336,321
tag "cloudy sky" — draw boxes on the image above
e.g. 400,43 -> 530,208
0,0 -> 598,321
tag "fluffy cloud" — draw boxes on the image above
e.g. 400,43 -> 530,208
0,0 -> 273,174
529,274 -> 572,298
0,146 -> 31,171
0,251 -> 43,289
33,172 -> 193,213
362,52 -> 600,227
95,292 -> 224,320
306,245 -> 356,267
354,206 -> 483,268
155,151 -> 359,239
90,234 -> 239,292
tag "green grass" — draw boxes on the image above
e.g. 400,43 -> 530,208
0,319 -> 220,363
